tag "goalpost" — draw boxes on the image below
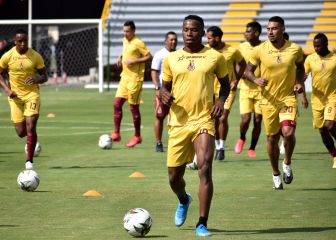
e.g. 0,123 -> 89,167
0,19 -> 104,92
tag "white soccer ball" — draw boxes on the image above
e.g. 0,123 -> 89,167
24,142 -> 41,157
98,134 -> 112,149
123,208 -> 152,237
17,170 -> 40,192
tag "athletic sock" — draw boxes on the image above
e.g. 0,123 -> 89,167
130,104 -> 141,136
215,139 -> 220,150
240,133 -> 246,141
196,216 -> 208,228
178,193 -> 189,205
249,137 -> 259,150
219,140 -> 225,150
113,97 -> 126,133
26,132 -> 37,161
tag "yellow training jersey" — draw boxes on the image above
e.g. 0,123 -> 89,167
0,46 -> 45,97
162,46 -> 228,127
211,43 -> 244,94
305,51 -> 336,110
238,41 -> 261,91
121,36 -> 150,82
249,40 -> 304,104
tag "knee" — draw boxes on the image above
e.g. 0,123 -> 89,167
324,121 -> 335,131
17,130 -> 26,138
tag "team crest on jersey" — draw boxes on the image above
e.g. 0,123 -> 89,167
187,60 -> 195,71
276,55 -> 282,63
19,62 -> 24,69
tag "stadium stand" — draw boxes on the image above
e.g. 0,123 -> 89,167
105,0 -> 336,63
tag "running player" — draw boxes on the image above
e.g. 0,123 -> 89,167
0,29 -> 48,170
160,15 -> 230,236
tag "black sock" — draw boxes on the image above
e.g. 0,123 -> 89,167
249,137 -> 259,150
196,216 -> 208,228
178,193 -> 188,205
273,173 -> 280,176
240,133 -> 246,141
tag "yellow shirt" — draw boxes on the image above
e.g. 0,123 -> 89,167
0,46 -> 45,97
249,40 -> 304,104
163,46 -> 228,127
305,51 -> 336,110
210,43 -> 244,94
121,36 -> 150,82
238,41 -> 261,91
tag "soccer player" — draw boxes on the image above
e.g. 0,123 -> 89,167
245,16 -> 305,189
110,20 -> 152,148
0,29 -> 48,170
304,33 -> 336,168
151,31 -> 178,152
160,15 -> 230,236
206,26 -> 246,160
235,21 -> 263,158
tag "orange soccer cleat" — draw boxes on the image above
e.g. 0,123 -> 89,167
234,139 -> 245,154
247,149 -> 257,158
110,132 -> 121,142
125,136 -> 142,148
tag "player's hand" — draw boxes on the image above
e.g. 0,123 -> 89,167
8,90 -> 17,98
210,100 -> 224,119
254,78 -> 268,87
155,89 -> 160,98
159,88 -> 175,106
301,96 -> 309,109
294,83 -> 304,94
230,80 -> 238,91
25,77 -> 36,85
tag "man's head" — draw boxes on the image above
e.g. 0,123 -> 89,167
182,15 -> 205,48
206,26 -> 223,48
164,31 -> 178,52
245,21 -> 261,42
14,29 -> 28,54
313,33 -> 329,56
123,20 -> 136,41
267,16 -> 285,43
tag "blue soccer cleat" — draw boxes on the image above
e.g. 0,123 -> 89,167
196,224 -> 212,237
174,193 -> 192,227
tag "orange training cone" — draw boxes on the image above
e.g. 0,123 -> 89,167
83,190 -> 102,197
47,113 -> 56,118
129,171 -> 145,178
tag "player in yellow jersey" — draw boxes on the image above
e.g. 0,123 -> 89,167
160,15 -> 230,237
0,29 -> 47,170
245,16 -> 305,190
206,26 -> 246,161
304,33 -> 336,168
110,20 -> 152,148
235,21 -> 263,158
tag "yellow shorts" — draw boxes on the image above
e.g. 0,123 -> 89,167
115,77 -> 143,105
312,102 -> 336,129
8,92 -> 40,123
239,89 -> 262,115
167,120 -> 215,167
224,90 -> 236,110
261,97 -> 298,136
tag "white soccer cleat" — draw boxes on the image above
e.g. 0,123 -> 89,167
25,161 -> 34,170
279,140 -> 285,155
273,174 -> 283,190
282,162 -> 293,184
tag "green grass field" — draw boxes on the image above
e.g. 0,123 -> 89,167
0,86 -> 335,240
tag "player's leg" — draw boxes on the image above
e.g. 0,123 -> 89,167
167,126 -> 193,227
218,109 -> 229,160
322,103 -> 336,167
112,78 -> 128,141
248,96 -> 263,156
154,96 -> 168,152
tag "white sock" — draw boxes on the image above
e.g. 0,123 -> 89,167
219,140 -> 225,150
215,139 -> 220,150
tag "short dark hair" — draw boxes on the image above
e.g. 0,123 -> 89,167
207,26 -> 223,39
124,20 -> 136,30
15,28 -> 28,35
246,21 -> 262,34
283,32 -> 289,40
184,15 -> 204,29
165,31 -> 177,40
268,16 -> 285,26
314,33 -> 328,45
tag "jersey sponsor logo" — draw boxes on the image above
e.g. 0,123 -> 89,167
178,55 -> 206,62
276,55 -> 282,63
187,60 -> 195,71
19,62 -> 24,69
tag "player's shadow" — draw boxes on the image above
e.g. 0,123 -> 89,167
0,225 -> 19,228
299,187 -> 336,191
0,151 -> 21,154
208,226 -> 336,235
143,235 -> 168,238
50,165 -> 136,169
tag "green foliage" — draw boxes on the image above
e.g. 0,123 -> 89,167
0,87 -> 335,240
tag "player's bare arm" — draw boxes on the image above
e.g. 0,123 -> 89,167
25,67 -> 48,85
0,67 -> 16,98
211,74 -> 230,118
233,58 -> 247,87
245,61 -> 268,87
124,53 -> 153,67
151,69 -> 160,97
159,80 -> 174,106
293,60 -> 305,94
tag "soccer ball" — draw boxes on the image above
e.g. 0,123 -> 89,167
17,170 -> 40,192
123,208 -> 152,237
98,134 -> 112,149
186,154 -> 198,170
24,142 -> 41,157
